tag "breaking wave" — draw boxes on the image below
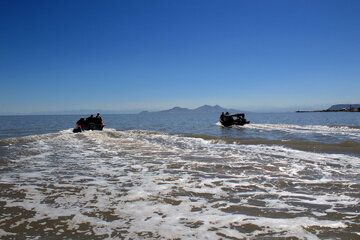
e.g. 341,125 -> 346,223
243,123 -> 360,139
0,129 -> 359,239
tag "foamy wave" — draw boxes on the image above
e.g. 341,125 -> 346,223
0,129 -> 359,239
243,123 -> 360,138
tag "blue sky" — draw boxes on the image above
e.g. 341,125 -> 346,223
1,0 -> 359,114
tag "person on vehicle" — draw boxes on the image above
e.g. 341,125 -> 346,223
95,113 -> 102,124
86,115 -> 95,124
76,117 -> 85,126
220,112 -> 225,121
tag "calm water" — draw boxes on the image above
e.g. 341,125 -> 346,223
0,112 -> 359,239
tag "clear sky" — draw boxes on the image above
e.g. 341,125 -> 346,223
1,0 -> 359,114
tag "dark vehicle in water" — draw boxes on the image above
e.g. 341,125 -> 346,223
73,114 -> 105,133
73,122 -> 105,133
219,112 -> 250,127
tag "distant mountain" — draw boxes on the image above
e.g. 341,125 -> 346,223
160,106 -> 191,114
193,105 -> 225,113
328,104 -> 360,111
297,104 -> 360,112
140,105 -> 246,114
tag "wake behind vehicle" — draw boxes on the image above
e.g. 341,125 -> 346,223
219,112 -> 250,127
73,114 -> 105,133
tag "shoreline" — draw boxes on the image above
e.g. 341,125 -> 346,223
296,110 -> 360,113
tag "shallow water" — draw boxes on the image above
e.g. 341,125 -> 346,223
0,113 -> 359,239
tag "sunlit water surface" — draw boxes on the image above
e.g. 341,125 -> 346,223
0,113 -> 359,239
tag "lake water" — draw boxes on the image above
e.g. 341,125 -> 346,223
0,112 -> 359,239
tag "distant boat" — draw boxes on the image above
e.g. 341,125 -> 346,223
73,115 -> 105,133
219,113 -> 250,127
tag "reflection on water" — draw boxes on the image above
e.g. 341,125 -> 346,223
0,129 -> 359,239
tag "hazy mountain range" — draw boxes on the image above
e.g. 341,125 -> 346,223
3,104 -> 358,116
327,104 -> 360,111
139,105 -> 245,114
296,104 -> 360,113
0,105 -> 246,116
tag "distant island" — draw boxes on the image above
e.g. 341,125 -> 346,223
297,104 -> 360,113
139,105 -> 246,114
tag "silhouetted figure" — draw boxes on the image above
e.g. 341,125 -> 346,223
86,115 -> 95,124
95,113 -> 102,124
76,117 -> 85,126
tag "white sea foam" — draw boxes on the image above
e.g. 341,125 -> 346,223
243,123 -> 360,139
0,129 -> 359,239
